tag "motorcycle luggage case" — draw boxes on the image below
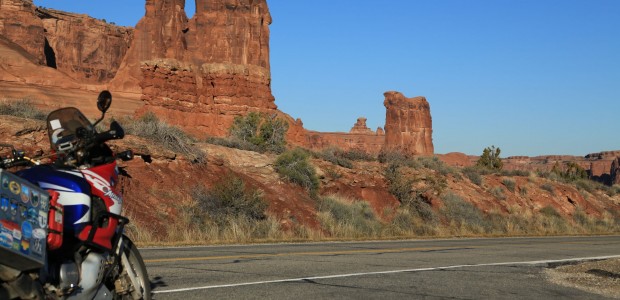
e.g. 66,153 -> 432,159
0,169 -> 49,271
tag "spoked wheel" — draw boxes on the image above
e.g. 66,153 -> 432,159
114,236 -> 151,300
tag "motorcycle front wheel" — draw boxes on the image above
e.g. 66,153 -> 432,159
115,236 -> 152,300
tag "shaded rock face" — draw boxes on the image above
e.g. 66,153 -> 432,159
39,9 -> 133,83
383,91 -> 434,155
0,0 -> 46,64
0,1 -> 133,84
612,157 -> 620,185
110,0 -> 189,92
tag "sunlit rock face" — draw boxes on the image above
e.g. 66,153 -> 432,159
383,91 -> 434,156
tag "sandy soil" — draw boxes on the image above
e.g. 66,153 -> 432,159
546,258 -> 620,298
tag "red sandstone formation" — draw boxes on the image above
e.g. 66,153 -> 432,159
0,1 -> 133,86
38,9 -> 133,84
0,0 -> 46,65
349,117 -> 374,134
383,91 -> 434,156
109,0 -> 188,93
126,0 -> 276,135
612,157 -> 620,185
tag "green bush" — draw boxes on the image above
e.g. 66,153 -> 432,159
275,148 -> 319,195
193,174 -> 267,227
124,112 -> 206,163
229,112 -> 289,153
0,99 -> 47,120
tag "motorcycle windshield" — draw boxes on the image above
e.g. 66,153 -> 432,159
47,107 -> 94,151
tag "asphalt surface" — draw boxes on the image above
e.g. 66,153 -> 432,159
140,236 -> 620,299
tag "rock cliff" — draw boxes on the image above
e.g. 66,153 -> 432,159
612,157 -> 620,185
38,9 -> 133,84
0,1 -> 133,85
0,0 -> 46,65
383,91 -> 434,155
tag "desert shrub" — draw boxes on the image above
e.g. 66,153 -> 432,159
275,148 -> 319,195
205,136 -> 259,152
417,156 -> 456,176
502,178 -> 516,192
490,186 -> 506,200
384,161 -> 437,222
608,185 -> 620,197
500,169 -> 531,177
540,183 -> 555,195
193,174 -> 267,227
378,149 -> 415,166
476,145 -> 503,171
539,206 -> 561,219
0,99 -> 47,120
229,112 -> 289,153
317,196 -> 382,238
316,147 -> 354,169
519,186 -> 528,197
552,162 -> 589,182
340,148 -> 375,161
538,205 -> 568,232
462,166 -> 484,186
124,112 -> 206,163
440,193 -> 489,234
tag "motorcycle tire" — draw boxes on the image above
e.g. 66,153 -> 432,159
116,236 -> 152,300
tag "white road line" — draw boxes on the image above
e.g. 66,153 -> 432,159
153,254 -> 620,294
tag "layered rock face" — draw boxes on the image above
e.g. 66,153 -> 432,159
129,0 -> 276,133
0,1 -> 133,85
139,59 -> 275,136
38,9 -> 133,83
383,91 -> 434,155
110,0 -> 189,92
0,0 -> 46,64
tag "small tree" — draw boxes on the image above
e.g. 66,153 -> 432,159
476,146 -> 503,171
229,112 -> 288,153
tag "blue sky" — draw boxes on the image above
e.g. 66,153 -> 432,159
34,1 -> 620,156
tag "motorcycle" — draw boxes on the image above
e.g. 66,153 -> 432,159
0,91 -> 151,299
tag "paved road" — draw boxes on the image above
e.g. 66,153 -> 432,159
140,236 -> 620,299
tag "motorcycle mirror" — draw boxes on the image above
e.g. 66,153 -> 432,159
109,121 -> 125,139
97,90 -> 112,113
